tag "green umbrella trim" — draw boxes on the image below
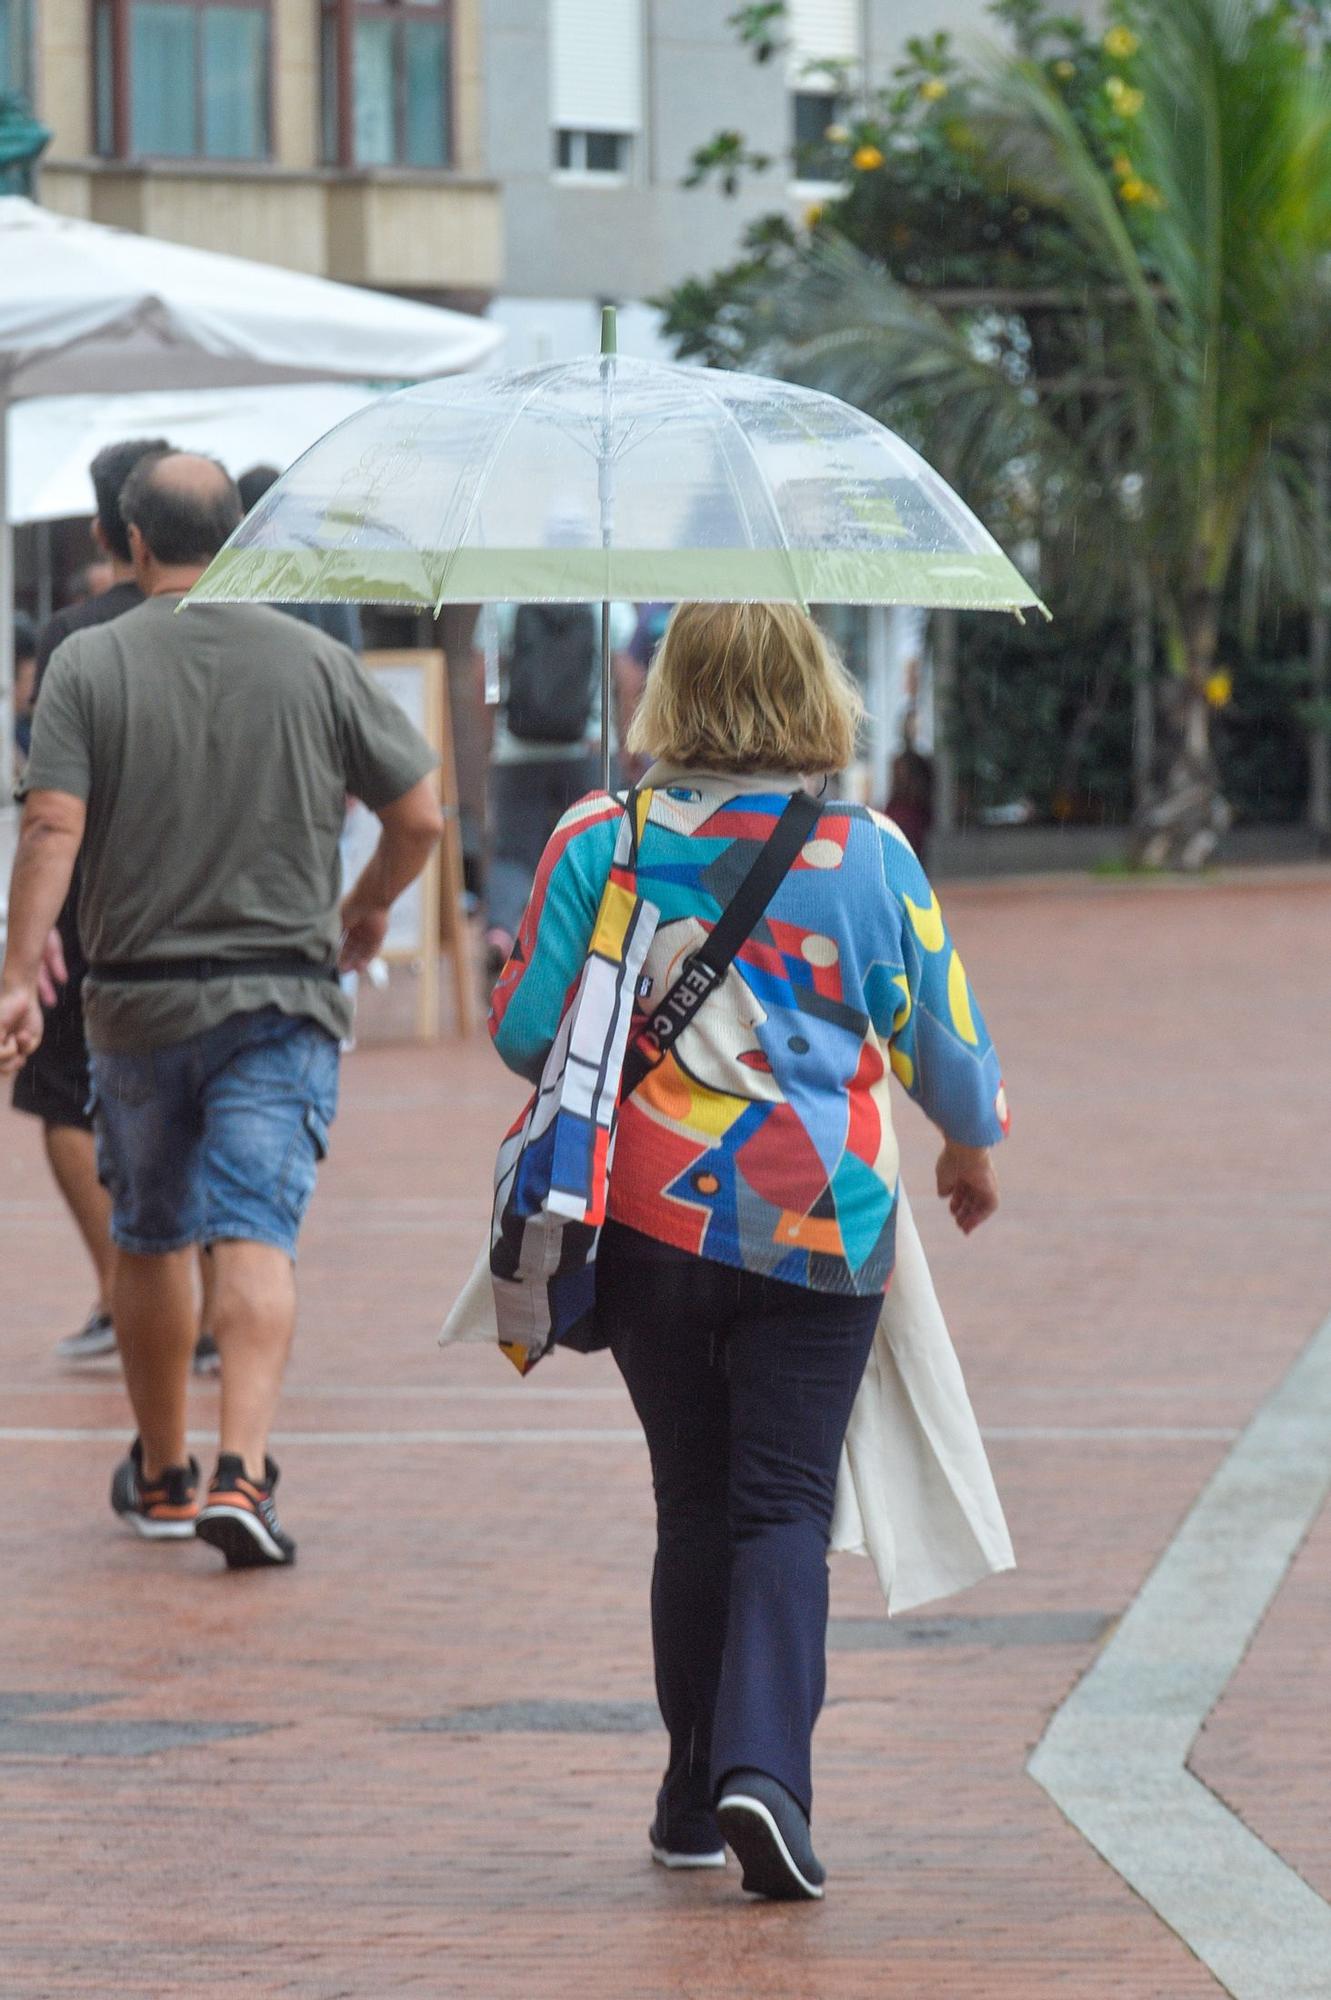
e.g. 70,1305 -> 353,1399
187,544 -> 1046,615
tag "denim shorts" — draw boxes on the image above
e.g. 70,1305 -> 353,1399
89,1008 -> 340,1259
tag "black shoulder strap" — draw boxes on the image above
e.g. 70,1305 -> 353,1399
621,788 -> 820,1101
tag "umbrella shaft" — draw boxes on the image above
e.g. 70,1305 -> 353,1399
600,599 -> 612,792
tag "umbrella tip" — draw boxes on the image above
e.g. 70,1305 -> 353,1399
600,304 -> 617,357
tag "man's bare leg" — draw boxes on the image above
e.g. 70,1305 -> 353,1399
113,1248 -> 197,1478
209,1241 -> 297,1482
43,1124 -> 115,1314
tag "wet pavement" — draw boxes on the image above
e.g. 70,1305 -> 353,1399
3,867 -> 1329,1998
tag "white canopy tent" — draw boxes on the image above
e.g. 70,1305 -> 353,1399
0,194 -> 503,765
8,383 -> 392,526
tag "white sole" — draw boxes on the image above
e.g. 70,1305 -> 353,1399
117,1512 -> 197,1541
716,1794 -> 825,1901
650,1842 -> 727,1870
195,1503 -> 287,1562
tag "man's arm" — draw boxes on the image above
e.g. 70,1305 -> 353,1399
338,775 -> 444,973
0,790 -> 86,1074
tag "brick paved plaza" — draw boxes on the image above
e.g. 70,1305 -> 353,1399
3,869 -> 1330,1999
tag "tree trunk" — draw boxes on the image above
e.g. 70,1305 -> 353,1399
1130,592 -> 1233,870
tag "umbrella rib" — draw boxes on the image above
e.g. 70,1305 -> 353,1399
430,372 -> 561,613
687,372 -> 807,608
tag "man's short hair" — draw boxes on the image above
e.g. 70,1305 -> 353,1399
119,452 -> 244,567
90,438 -> 171,563
237,464 -> 281,514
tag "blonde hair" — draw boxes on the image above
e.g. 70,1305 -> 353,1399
626,602 -> 863,776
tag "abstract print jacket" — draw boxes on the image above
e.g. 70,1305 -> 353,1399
489,765 -> 1008,1298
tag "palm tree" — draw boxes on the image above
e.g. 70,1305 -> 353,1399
751,0 -> 1331,865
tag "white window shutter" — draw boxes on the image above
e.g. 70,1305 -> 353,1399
786,0 -> 860,81
551,0 -> 644,133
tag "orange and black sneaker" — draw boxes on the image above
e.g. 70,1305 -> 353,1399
109,1438 -> 200,1540
195,1454 -> 295,1569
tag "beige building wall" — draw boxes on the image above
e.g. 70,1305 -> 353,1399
274,0 -> 320,173
36,0 -> 90,163
30,0 -> 502,295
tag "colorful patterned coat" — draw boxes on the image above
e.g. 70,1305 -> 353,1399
489,765 -> 1008,1298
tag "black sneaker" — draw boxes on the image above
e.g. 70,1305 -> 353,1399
195,1454 -> 295,1568
649,1811 -> 727,1871
56,1307 -> 117,1363
109,1438 -> 200,1540
716,1770 -> 826,1901
192,1331 -> 221,1377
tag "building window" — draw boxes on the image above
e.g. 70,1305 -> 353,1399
93,0 -> 271,160
1,0 -> 32,96
550,0 -> 641,185
321,0 -> 453,170
554,129 -> 631,178
792,90 -> 848,185
786,0 -> 859,185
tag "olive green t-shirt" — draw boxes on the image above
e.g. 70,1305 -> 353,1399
25,596 -> 438,1054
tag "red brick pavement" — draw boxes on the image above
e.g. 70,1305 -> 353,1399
2,870 -> 1330,1998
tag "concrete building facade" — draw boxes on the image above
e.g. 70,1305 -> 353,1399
486,0 -> 1052,308
5,0 -> 1092,318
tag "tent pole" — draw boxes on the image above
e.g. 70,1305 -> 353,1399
0,383 -> 13,800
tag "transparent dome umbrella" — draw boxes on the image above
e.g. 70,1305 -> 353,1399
187,308 -> 1045,785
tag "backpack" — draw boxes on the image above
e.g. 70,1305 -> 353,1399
506,603 -> 598,744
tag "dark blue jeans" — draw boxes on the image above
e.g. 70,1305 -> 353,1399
596,1223 -> 880,1827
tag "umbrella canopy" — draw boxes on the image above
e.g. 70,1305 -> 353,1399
189,350 -> 1043,617
0,194 -> 502,769
9,383 -> 391,526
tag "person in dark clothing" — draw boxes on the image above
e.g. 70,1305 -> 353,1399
885,742 -> 935,870
31,439 -> 172,698
237,466 -> 364,652
12,612 -> 38,767
14,438 -> 171,1363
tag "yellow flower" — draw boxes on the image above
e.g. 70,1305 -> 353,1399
1053,58 -> 1077,80
1104,25 -> 1140,60
1118,84 -> 1144,116
1112,152 -> 1134,178
824,123 -> 849,144
1105,73 -> 1125,99
1119,176 -> 1147,203
853,143 -> 885,171
804,202 -> 825,229
1204,671 -> 1233,709
919,78 -> 949,102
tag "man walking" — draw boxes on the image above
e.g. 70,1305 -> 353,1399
0,452 -> 443,1567
12,437 -> 168,1363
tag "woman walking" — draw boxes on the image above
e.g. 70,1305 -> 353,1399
488,603 -> 1008,1901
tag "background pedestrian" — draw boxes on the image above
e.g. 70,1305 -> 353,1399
0,450 -> 444,1566
482,595 -> 636,980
